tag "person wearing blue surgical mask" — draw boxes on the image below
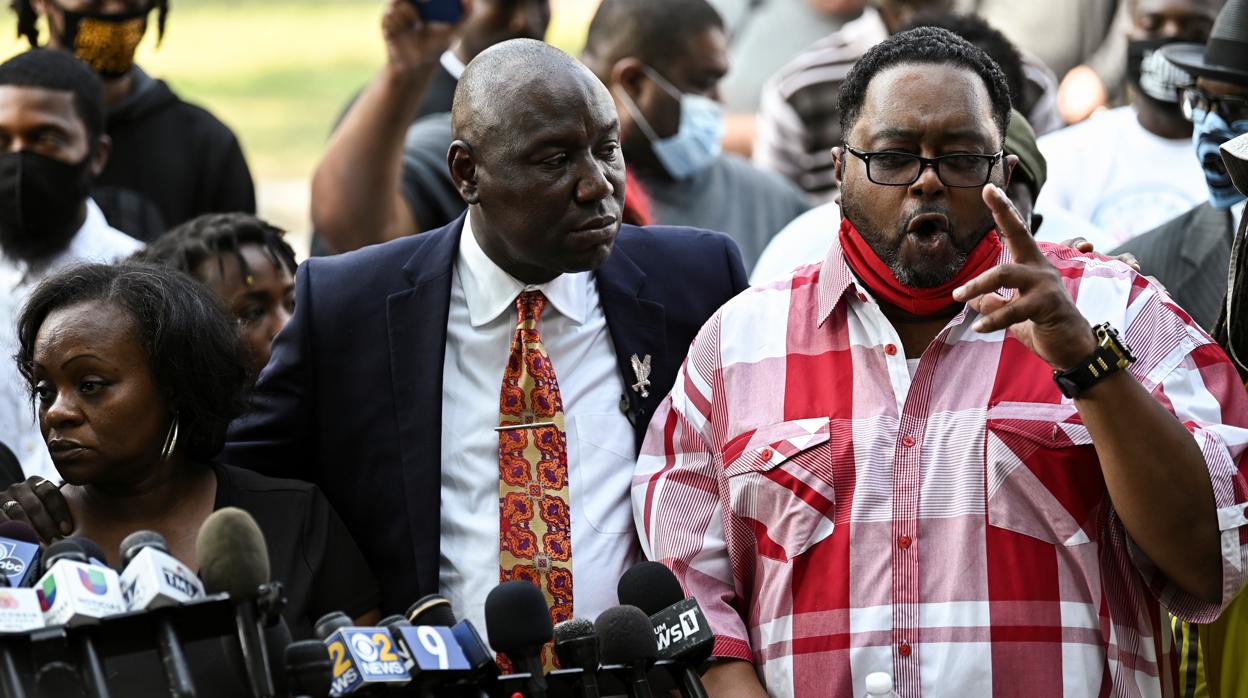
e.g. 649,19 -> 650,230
582,0 -> 811,271
1183,81 -> 1248,208
1114,0 -> 1248,332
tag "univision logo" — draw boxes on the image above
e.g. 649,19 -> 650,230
77,568 -> 108,596
37,577 -> 57,611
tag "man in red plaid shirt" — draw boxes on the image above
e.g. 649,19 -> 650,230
634,26 -> 1248,698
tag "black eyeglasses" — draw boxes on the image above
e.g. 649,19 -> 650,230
843,146 -> 1004,188
1181,85 -> 1248,125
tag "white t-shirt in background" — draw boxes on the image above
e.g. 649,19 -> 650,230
1036,106 -> 1207,249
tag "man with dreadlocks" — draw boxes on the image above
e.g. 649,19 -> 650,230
137,212 -> 297,379
11,0 -> 256,242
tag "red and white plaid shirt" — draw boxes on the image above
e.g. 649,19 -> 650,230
633,236 -> 1248,697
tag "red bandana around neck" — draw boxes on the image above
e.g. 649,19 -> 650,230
838,216 -> 1002,316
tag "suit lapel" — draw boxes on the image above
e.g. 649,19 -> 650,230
1179,203 -> 1235,269
596,237 -> 667,453
387,215 -> 463,593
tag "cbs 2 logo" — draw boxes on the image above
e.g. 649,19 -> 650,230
327,632 -> 399,676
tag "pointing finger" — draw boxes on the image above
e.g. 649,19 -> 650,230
982,183 -> 1044,266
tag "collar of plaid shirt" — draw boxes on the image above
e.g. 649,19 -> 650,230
838,216 -> 1002,316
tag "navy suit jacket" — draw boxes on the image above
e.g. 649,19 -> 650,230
223,214 -> 748,613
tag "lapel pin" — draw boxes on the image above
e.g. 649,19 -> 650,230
630,354 -> 652,398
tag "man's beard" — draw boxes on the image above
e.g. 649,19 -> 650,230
0,219 -> 79,262
841,197 -> 994,288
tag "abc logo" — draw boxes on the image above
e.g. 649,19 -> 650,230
351,634 -> 379,662
0,557 -> 24,577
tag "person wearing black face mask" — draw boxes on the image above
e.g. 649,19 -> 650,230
11,0 -> 256,243
0,49 -> 141,486
1036,0 -> 1226,250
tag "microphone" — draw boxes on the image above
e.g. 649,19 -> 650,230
0,574 -> 36,698
197,507 -> 279,698
0,521 -> 41,588
313,611 -> 410,694
284,640 -> 332,698
36,537 -> 124,698
617,562 -> 712,698
554,618 -> 600,698
406,594 -> 455,627
404,595 -> 497,682
36,538 -> 125,627
118,530 -> 201,698
377,615 -> 409,630
119,530 -> 204,609
485,580 -> 552,698
74,538 -> 110,569
596,606 -> 658,698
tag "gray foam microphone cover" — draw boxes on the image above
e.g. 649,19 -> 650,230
196,507 -> 270,598
119,529 -> 168,567
554,617 -> 595,644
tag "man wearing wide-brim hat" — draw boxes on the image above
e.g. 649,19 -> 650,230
1114,0 -> 1248,332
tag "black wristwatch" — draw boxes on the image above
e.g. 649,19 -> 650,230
1053,323 -> 1136,398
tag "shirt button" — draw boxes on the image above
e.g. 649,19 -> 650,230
898,535 -> 912,550
884,343 -> 898,356
901,435 -> 916,448
899,642 -> 912,657
857,292 -> 869,303
759,448 -> 774,461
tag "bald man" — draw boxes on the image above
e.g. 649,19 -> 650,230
222,40 -> 748,629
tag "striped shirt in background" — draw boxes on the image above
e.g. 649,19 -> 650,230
753,7 -> 1064,203
633,236 -> 1248,696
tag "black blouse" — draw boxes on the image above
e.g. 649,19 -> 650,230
211,462 -> 380,638
100,464 -> 380,694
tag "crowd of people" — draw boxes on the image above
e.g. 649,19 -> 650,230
0,0 -> 1247,695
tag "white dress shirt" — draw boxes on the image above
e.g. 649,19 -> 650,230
0,199 -> 142,482
439,213 -> 639,639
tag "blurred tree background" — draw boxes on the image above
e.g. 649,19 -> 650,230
0,0 -> 602,254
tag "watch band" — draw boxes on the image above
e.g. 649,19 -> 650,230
1053,323 -> 1136,398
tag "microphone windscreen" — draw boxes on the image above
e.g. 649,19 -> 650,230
285,639 -> 331,670
485,580 -> 553,656
314,611 -> 352,641
617,561 -> 685,615
42,538 -> 85,573
595,606 -> 659,665
196,507 -> 270,598
70,536 -> 109,567
285,640 -> 332,698
0,520 -> 38,544
379,614 -> 410,630
119,530 -> 168,567
407,594 -> 456,627
554,617 -> 595,644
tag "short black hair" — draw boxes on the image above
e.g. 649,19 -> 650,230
11,0 -> 168,51
905,13 -> 1025,109
0,48 -> 104,143
583,0 -> 724,75
838,26 -> 1013,145
137,213 -> 297,287
15,262 -> 250,463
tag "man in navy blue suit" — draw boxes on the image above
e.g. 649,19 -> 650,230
222,39 -> 748,624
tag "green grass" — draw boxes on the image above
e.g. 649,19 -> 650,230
0,0 -> 601,244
